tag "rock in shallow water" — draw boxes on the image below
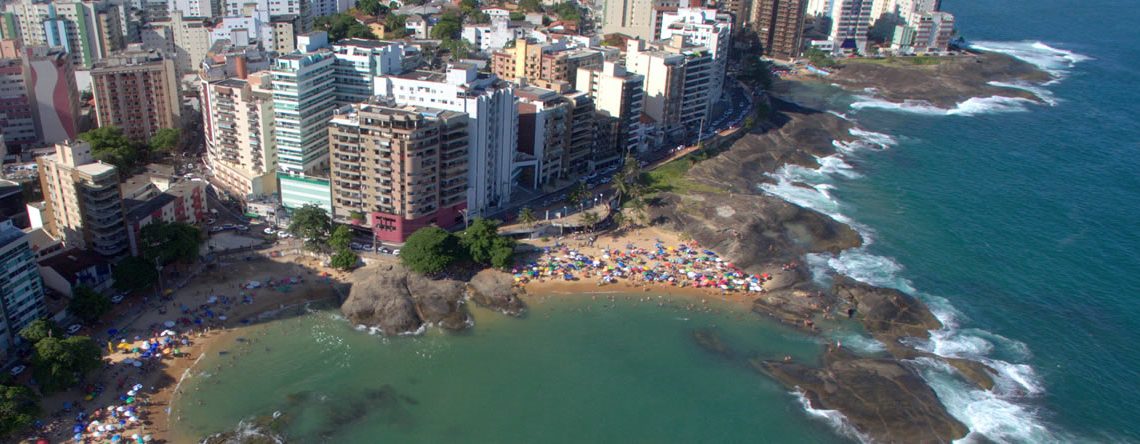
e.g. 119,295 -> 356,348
754,351 -> 969,443
468,269 -> 526,316
341,264 -> 470,335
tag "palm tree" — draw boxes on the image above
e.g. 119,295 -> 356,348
628,197 -> 648,226
580,211 -> 599,232
610,211 -> 626,232
518,207 -> 537,227
611,170 -> 629,202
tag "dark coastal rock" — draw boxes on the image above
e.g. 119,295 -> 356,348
943,357 -> 997,391
342,264 -> 470,335
832,275 -> 942,341
691,328 -> 735,359
825,51 -> 1054,108
754,352 -> 969,443
751,284 -> 835,329
468,269 -> 527,316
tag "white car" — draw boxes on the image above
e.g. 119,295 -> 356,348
392,249 -> 400,256
277,231 -> 292,238
66,324 -> 82,334
9,365 -> 26,376
263,227 -> 276,235
111,294 -> 125,304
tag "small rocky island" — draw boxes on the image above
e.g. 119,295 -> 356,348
340,265 -> 524,335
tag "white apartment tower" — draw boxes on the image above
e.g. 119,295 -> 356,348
270,32 -> 335,174
202,71 -> 278,201
372,63 -> 517,216
576,62 -> 645,156
658,8 -> 731,108
829,0 -> 873,54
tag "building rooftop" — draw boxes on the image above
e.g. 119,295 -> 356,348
76,162 -> 116,177
39,249 -> 110,284
0,220 -> 24,249
395,70 -> 450,82
335,38 -> 394,49
215,78 -> 248,88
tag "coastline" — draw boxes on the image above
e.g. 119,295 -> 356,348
109,49 -> 1064,443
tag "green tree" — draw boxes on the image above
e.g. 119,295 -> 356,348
315,13 -> 379,41
440,38 -> 472,58
517,207 -> 537,227
611,210 -> 627,230
385,14 -> 408,38
140,221 -> 201,265
580,211 -> 599,231
518,0 -> 541,12
330,249 -> 359,270
18,319 -> 62,344
30,336 -> 102,393
148,128 -> 180,153
805,47 -> 836,68
470,10 -> 490,23
739,56 -> 774,90
0,384 -> 40,436
399,227 -> 462,274
288,204 -> 333,251
430,11 -> 462,40
78,126 -> 141,173
508,11 -> 525,21
459,218 -> 515,267
329,224 -> 353,251
551,2 -> 580,21
68,286 -> 111,325
459,0 -> 478,14
112,255 -> 160,292
357,0 -> 386,15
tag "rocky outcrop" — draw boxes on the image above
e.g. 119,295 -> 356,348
754,351 -> 969,443
825,51 -> 1054,108
831,276 -> 942,342
691,328 -> 735,360
341,264 -> 471,335
468,269 -> 526,316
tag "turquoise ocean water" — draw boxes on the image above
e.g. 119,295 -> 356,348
175,0 -> 1139,441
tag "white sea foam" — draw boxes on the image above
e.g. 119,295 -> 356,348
757,126 -> 1061,442
792,389 -> 872,443
850,95 -> 1037,116
989,80 -> 1059,106
970,40 -> 1091,79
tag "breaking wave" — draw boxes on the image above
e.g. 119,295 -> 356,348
970,40 -> 1091,79
792,389 -> 872,443
759,125 -> 1063,442
849,95 -> 1037,116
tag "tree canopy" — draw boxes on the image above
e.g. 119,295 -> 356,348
0,384 -> 39,436
400,227 -> 462,274
140,221 -> 201,265
112,255 -> 159,292
327,225 -> 358,270
69,286 -> 111,325
518,0 -> 542,13
356,0 -> 387,16
315,13 -> 379,41
148,128 -> 179,153
459,218 -> 515,269
18,319 -> 61,344
288,204 -> 332,251
551,2 -> 580,21
330,249 -> 359,270
30,336 -> 102,393
430,11 -> 462,40
78,126 -> 142,173
384,14 -> 408,38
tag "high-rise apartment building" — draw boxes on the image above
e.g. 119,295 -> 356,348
202,70 -> 278,201
2,0 -> 107,67
577,62 -> 644,159
805,0 -> 832,16
659,8 -> 731,103
626,37 -> 716,141
562,90 -> 597,176
515,85 -> 569,188
373,63 -> 517,217
829,0 -> 873,53
331,38 -> 405,105
328,101 -> 468,242
24,46 -> 81,145
270,32 -> 335,175
911,11 -> 953,53
0,58 -> 36,148
37,140 -> 128,256
751,0 -> 807,59
491,39 -> 602,88
0,218 -> 46,356
601,0 -> 658,40
91,45 -> 181,142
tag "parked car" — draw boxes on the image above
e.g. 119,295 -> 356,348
236,225 -> 250,232
9,365 -> 26,376
111,293 -> 125,304
263,227 -> 276,235
205,218 -> 217,225
392,249 -> 400,256
66,323 -> 82,334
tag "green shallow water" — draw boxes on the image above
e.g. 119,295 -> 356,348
172,295 -> 851,443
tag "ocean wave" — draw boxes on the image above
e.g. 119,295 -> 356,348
988,80 -> 1059,106
969,40 -> 1091,79
759,127 -> 1060,442
792,389 -> 872,443
850,95 -> 1037,116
